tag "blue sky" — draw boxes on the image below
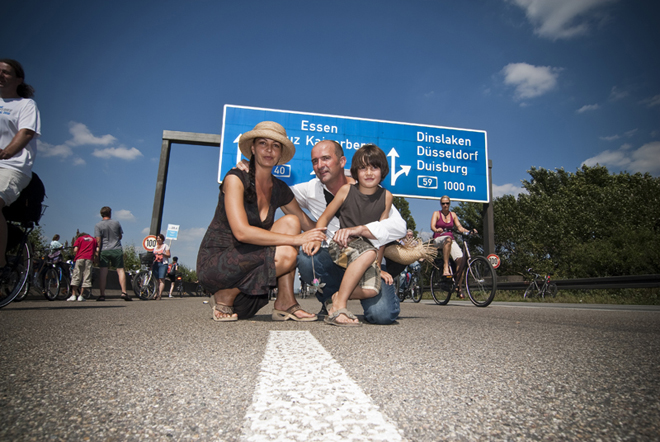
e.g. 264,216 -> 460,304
5,0 -> 659,270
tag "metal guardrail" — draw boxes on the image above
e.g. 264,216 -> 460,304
496,274 -> 660,291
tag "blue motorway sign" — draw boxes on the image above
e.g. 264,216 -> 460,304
219,105 -> 489,203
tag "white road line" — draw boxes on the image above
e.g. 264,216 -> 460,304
241,330 -> 403,442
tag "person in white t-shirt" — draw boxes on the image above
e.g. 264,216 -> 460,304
0,59 -> 40,277
152,234 -> 171,300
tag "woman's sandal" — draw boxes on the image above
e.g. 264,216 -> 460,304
213,303 -> 238,322
324,308 -> 362,327
272,304 -> 317,322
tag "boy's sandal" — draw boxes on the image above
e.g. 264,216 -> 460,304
120,292 -> 132,301
213,303 -> 238,322
324,308 -> 362,327
272,304 -> 317,322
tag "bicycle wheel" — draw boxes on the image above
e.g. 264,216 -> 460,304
81,287 -> 93,299
14,280 -> 30,302
547,282 -> 558,298
465,256 -> 496,307
394,277 -> 405,302
43,267 -> 60,301
410,271 -> 423,303
430,267 -> 452,305
523,282 -> 537,299
138,273 -> 156,300
57,273 -> 71,300
0,240 -> 31,309
178,282 -> 184,297
195,284 -> 205,297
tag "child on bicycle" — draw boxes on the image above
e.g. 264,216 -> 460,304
311,144 -> 393,327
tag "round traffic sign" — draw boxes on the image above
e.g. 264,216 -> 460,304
486,254 -> 501,269
143,235 -> 157,251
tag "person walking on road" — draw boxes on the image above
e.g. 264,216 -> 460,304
94,206 -> 131,301
68,232 -> 97,301
152,234 -> 170,300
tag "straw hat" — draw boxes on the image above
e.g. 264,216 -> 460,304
384,237 -> 438,265
238,121 -> 295,165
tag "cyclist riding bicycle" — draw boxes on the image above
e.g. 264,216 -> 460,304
430,196 -> 476,298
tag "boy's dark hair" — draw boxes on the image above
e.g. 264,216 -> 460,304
100,206 -> 112,217
350,144 -> 389,183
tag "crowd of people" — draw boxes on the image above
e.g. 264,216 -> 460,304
2,59 -> 471,326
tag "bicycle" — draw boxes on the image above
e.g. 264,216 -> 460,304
194,282 -> 208,297
0,221 -> 33,309
131,252 -> 157,300
395,262 -> 423,303
42,250 -> 72,301
172,274 -> 184,297
429,232 -> 497,307
522,268 -> 557,299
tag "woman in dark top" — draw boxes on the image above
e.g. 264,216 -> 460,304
197,121 -> 325,321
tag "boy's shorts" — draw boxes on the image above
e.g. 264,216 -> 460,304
71,259 -> 93,287
328,237 -> 381,294
99,249 -> 124,269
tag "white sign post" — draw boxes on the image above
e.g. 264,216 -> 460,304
166,224 -> 179,241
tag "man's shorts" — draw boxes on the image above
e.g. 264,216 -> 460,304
71,259 -> 94,287
329,237 -> 381,294
433,236 -> 464,260
0,168 -> 31,206
99,249 -> 124,269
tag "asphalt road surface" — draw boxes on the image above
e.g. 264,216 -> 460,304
1,294 -> 659,441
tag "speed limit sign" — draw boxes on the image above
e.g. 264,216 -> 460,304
143,235 -> 157,251
486,254 -> 501,269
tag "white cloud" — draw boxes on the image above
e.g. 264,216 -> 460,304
67,122 -> 116,146
493,183 -> 527,198
640,94 -> 660,108
92,146 -> 143,160
72,157 -> 86,166
114,209 -> 136,222
599,129 -> 637,142
501,62 -> 562,100
177,227 -> 207,242
576,104 -> 599,113
510,0 -> 618,40
583,141 -> 660,175
609,86 -> 629,101
37,140 -> 73,158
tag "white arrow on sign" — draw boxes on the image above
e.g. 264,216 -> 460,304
387,148 -> 411,186
234,134 -> 242,164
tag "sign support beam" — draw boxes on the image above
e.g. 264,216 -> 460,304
482,160 -> 495,256
150,131 -> 221,236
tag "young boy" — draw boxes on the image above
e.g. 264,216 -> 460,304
313,144 -> 394,327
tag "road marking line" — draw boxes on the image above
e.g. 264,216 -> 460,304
241,330 -> 403,442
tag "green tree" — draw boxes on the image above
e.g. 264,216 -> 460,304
393,196 -> 416,235
464,165 -> 660,278
29,225 -> 48,257
122,244 -> 141,271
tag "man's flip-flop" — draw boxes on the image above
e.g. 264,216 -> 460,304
324,308 -> 362,327
272,304 -> 317,322
213,304 -> 238,322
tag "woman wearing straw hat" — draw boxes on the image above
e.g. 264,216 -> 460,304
196,121 -> 326,321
